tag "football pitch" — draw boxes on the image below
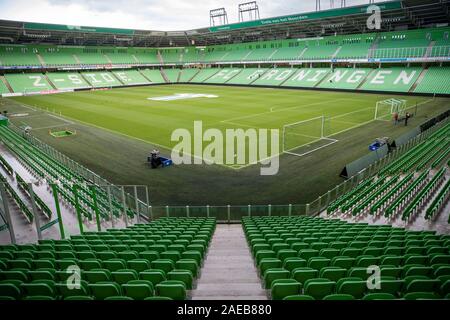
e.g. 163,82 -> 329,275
7,84 -> 432,169
3,84 -> 448,206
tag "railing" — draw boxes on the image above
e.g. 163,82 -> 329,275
148,204 -> 307,223
307,115 -> 450,216
369,45 -> 450,59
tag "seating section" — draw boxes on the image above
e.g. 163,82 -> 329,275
243,216 -> 450,300
282,68 -> 331,88
0,217 -> 215,300
226,68 -> 268,85
3,65 -> 450,95
4,73 -> 53,93
140,69 -> 166,84
0,78 -> 10,94
318,68 -> 372,90
0,125 -> 137,221
0,27 -> 449,68
360,67 -> 422,92
178,69 -> 200,83
189,68 -> 220,83
111,70 -> 150,86
0,46 -> 41,66
47,72 -> 91,90
328,121 -> 450,221
80,72 -> 123,88
163,69 -> 180,83
252,68 -> 297,86
203,69 -> 242,84
414,67 -> 450,95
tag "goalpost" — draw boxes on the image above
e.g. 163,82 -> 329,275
374,98 -> 407,121
283,116 -> 338,157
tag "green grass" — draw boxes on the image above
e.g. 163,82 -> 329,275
9,85 -> 431,167
3,85 -> 449,206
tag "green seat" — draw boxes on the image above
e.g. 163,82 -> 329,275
122,280 -> 154,300
64,296 -> 94,300
292,267 -> 318,284
308,257 -> 330,270
331,257 -> 355,269
28,270 -> 55,281
176,259 -> 198,277
128,259 -> 151,272
380,266 -> 402,278
23,295 -> 55,300
319,249 -> 340,259
88,282 -> 122,300
151,259 -> 175,273
21,282 -> 55,298
319,267 -> 347,282
406,279 -> 440,293
103,259 -> 127,272
348,267 -> 369,280
433,265 -> 450,277
337,280 -> 366,299
156,280 -> 186,300
139,251 -> 159,262
139,270 -> 166,286
277,249 -> 297,262
271,279 -> 302,300
1,270 -> 28,282
259,258 -> 282,275
117,251 -> 139,261
362,293 -> 396,300
112,269 -> 139,284
144,296 -> 173,300
372,279 -> 404,296
298,249 -> 319,261
255,250 -> 276,265
8,259 -> 32,269
403,292 -> 440,300
0,283 -> 21,299
304,279 -> 335,300
323,294 -> 355,300
80,259 -> 102,271
77,251 -> 97,260
104,296 -> 134,300
84,269 -> 112,283
167,270 -> 194,290
264,268 -> 290,289
283,295 -> 315,300
56,280 -> 90,298
181,251 -> 202,265
96,251 -> 117,260
282,258 -> 306,272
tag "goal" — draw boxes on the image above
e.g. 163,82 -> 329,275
282,116 -> 338,157
374,98 -> 407,121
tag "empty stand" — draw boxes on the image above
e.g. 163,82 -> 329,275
243,216 -> 450,300
0,217 -> 216,300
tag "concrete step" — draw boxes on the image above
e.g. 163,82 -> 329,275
191,224 -> 267,300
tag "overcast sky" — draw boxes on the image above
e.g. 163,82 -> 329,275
0,0 -> 392,31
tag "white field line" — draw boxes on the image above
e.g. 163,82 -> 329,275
221,98 -> 351,124
285,139 -> 339,157
32,124 -> 73,131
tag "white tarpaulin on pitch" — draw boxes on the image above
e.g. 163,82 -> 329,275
148,93 -> 218,101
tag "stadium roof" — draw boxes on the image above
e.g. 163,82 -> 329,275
0,0 -> 448,47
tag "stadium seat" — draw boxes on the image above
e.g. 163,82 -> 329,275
156,280 -> 186,300
270,279 -> 302,300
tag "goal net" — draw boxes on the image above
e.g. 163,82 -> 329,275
374,98 -> 407,121
283,116 -> 337,157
